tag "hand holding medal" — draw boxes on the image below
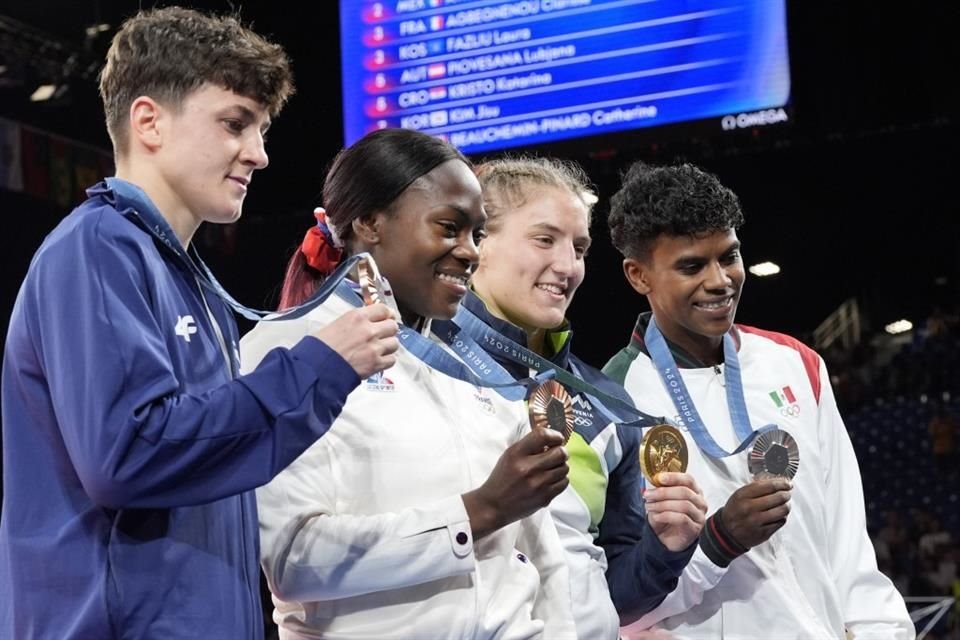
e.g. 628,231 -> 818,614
748,428 -> 800,480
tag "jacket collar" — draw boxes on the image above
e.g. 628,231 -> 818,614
630,311 -> 741,369
462,291 -> 573,369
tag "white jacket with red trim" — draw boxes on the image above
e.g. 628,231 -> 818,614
608,323 -> 913,640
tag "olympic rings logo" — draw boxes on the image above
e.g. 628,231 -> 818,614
573,416 -> 593,428
780,404 -> 801,418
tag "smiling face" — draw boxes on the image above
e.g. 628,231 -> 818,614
624,228 -> 745,365
473,185 -> 591,334
152,83 -> 271,232
361,159 -> 486,323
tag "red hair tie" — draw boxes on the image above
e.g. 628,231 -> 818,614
300,208 -> 343,275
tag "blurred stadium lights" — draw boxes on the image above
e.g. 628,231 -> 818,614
0,14 -> 110,105
748,261 -> 781,277
885,319 -> 914,335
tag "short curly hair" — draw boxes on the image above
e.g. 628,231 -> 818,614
99,6 -> 295,156
608,161 -> 744,261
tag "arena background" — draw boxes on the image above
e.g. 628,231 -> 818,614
1,2 -> 957,638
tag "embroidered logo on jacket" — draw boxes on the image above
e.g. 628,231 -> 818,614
769,385 -> 800,418
174,315 -> 197,342
571,394 -> 595,428
472,386 -> 496,415
365,372 -> 395,392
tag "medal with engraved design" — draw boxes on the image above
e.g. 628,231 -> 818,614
639,424 -> 689,486
748,427 -> 800,480
528,380 -> 574,443
356,256 -> 385,305
354,254 -> 400,318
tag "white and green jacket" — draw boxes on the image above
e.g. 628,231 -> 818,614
460,294 -> 696,640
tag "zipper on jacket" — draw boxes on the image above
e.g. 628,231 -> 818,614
194,276 -> 234,378
432,365 -> 481,638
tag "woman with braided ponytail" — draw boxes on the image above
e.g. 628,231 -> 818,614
240,128 -> 577,639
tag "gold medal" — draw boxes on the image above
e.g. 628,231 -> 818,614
639,424 -> 688,486
528,380 -> 574,443
748,428 -> 800,480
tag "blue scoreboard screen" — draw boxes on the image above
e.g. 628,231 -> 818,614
339,0 -> 791,153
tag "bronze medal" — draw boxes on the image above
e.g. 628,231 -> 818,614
639,424 -> 688,486
356,256 -> 383,306
528,380 -> 574,443
354,254 -> 400,319
748,428 -> 800,480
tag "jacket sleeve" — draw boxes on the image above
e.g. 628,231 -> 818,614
621,545 -> 730,632
816,358 -> 915,640
599,424 -> 697,624
604,359 -> 730,631
32,217 -> 359,510
516,506 -> 578,638
256,439 -> 477,602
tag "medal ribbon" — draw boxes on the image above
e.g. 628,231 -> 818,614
335,284 -> 547,401
102,178 -> 359,322
101,178 -> 554,400
453,305 -> 665,429
644,315 -> 774,458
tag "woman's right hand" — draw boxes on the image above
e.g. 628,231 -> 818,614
720,478 -> 792,549
643,472 -> 708,552
462,428 -> 569,540
312,303 -> 399,379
